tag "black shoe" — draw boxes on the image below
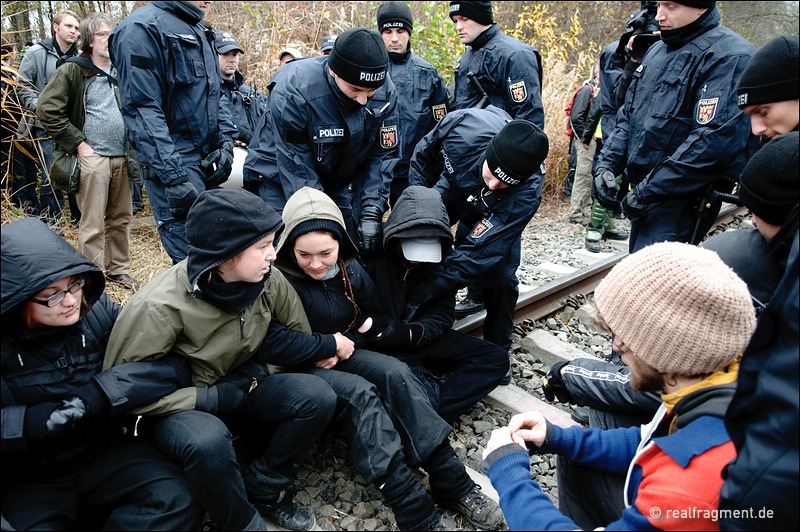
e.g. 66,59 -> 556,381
499,366 -> 512,386
107,273 -> 141,291
252,495 -> 315,531
602,223 -> 630,241
442,485 -> 504,531
454,297 -> 485,319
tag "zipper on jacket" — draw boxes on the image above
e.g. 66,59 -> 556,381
238,311 -> 245,339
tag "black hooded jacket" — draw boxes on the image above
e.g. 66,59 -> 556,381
1,218 -> 189,470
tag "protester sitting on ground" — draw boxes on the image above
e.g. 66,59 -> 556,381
370,185 -> 508,423
1,217 -> 201,531
103,188 -> 340,531
482,241 -> 757,531
273,186 -> 505,531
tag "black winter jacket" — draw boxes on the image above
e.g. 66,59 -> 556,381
1,217 -> 189,473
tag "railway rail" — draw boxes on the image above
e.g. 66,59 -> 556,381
455,203 -> 749,338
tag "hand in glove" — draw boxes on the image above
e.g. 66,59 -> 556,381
236,126 -> 253,146
592,169 -> 621,211
542,361 -> 575,404
363,316 -> 416,349
358,205 -> 384,255
620,188 -> 646,221
165,180 -> 199,221
196,383 -> 248,417
201,141 -> 235,188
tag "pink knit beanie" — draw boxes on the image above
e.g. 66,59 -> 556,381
594,242 -> 756,375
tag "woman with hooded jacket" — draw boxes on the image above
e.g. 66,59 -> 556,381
273,186 -> 504,531
1,216 -> 201,531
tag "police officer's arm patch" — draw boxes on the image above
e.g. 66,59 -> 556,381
696,97 -> 718,125
431,103 -> 447,122
509,80 -> 527,103
471,218 -> 494,239
379,125 -> 398,149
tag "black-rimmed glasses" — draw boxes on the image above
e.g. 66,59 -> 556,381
31,278 -> 85,307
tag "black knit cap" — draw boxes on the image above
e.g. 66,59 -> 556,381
377,1 -> 413,35
485,120 -> 549,186
674,1 -> 716,7
286,219 -> 348,250
186,188 -> 284,286
327,28 -> 389,89
738,132 -> 799,226
737,34 -> 799,108
449,1 -> 493,25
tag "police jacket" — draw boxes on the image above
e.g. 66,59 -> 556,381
596,7 -> 755,203
408,107 -> 543,307
409,106 -> 511,222
1,218 -> 189,469
221,70 -> 267,146
17,36 -> 78,123
454,24 -> 544,128
387,47 -> 449,199
244,56 -> 401,217
598,40 -> 625,140
720,229 -> 799,530
110,1 -> 234,185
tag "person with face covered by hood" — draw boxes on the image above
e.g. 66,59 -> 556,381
244,27 -> 401,264
273,186 -> 505,531
1,217 -> 201,531
406,110 -> 549,384
103,188 -> 339,531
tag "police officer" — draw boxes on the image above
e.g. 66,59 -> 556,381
215,30 -> 267,149
592,1 -> 755,252
244,27 -> 400,260
376,1 -> 449,205
448,1 -> 545,318
406,109 -> 548,379
111,1 -> 236,263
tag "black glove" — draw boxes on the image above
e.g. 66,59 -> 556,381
362,315 -> 392,341
201,141 -> 235,188
196,383 -> 248,417
365,316 -> 416,349
236,126 -> 253,146
359,205 -> 384,255
70,380 -> 109,417
542,361 -> 575,404
621,188 -> 646,221
165,180 -> 199,221
592,169 -> 621,211
24,398 -> 91,442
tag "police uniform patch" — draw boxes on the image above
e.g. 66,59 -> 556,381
431,103 -> 447,122
379,125 -> 398,149
509,80 -> 527,103
471,218 -> 494,239
696,98 -> 718,124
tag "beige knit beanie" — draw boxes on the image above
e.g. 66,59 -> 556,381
594,242 -> 756,375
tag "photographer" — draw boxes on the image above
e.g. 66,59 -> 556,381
592,1 -> 755,253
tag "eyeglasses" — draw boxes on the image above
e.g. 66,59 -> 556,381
32,278 -> 85,307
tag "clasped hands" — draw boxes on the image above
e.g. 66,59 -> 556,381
314,332 -> 354,369
482,410 -> 549,460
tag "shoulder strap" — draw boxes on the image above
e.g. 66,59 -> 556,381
63,56 -> 117,85
83,301 -> 114,347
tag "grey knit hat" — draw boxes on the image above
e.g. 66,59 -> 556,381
594,242 -> 756,375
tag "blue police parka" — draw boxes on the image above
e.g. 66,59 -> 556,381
454,24 -> 544,128
221,70 -> 267,145
596,8 -> 755,203
110,1 -> 234,185
244,56 -> 401,219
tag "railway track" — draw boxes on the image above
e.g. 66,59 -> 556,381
455,203 -> 749,337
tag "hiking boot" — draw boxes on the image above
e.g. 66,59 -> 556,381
252,494 -> 315,531
107,273 -> 141,291
499,366 -> 512,386
602,220 -> 629,241
454,297 -> 485,319
585,229 -> 603,253
441,485 -> 504,531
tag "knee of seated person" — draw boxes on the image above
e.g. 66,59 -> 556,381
295,385 -> 337,421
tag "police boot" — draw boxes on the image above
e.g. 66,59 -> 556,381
602,211 -> 630,241
454,297 -> 485,319
377,456 -> 443,530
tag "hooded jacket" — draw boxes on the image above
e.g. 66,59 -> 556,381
1,217 -> 188,465
274,187 -> 375,344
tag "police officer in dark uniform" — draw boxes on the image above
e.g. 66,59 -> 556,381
215,30 -> 267,149
593,1 -> 755,253
406,110 -> 548,373
244,27 -> 400,259
376,1 -> 449,205
448,1 -> 545,318
111,1 -> 236,263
